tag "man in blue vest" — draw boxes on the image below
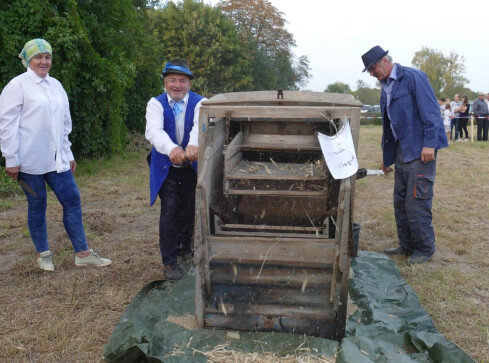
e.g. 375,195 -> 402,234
145,59 -> 205,280
361,46 -> 448,265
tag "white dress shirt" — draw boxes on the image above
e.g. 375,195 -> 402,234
145,93 -> 204,156
0,67 -> 74,174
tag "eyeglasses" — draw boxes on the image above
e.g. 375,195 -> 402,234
368,60 -> 381,74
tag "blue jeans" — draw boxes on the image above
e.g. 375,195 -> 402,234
393,146 -> 436,257
18,170 -> 89,253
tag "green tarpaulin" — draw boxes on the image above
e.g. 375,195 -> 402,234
103,252 -> 474,362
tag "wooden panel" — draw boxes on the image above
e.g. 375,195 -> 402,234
208,235 -> 336,267
200,105 -> 355,120
242,134 -> 319,151
248,121 -> 318,136
201,90 -> 362,107
237,195 -> 330,226
218,223 -> 326,233
226,189 -> 326,197
210,263 -> 332,287
206,301 -> 333,320
214,229 -> 329,239
227,160 -> 327,180
208,283 -> 331,306
204,313 -> 334,337
223,130 -> 244,194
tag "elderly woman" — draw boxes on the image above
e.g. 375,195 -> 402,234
0,39 -> 111,271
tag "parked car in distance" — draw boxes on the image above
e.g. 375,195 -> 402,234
368,105 -> 381,113
361,105 -> 371,113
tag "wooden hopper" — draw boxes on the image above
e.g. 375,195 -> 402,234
194,90 -> 361,340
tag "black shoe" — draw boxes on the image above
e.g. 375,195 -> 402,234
408,253 -> 433,265
163,264 -> 183,281
383,247 -> 412,256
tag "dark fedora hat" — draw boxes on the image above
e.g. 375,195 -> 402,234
162,58 -> 194,79
361,46 -> 388,72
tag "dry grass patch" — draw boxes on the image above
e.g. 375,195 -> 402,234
0,129 -> 487,361
356,126 -> 489,361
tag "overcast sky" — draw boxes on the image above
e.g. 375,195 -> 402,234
206,0 -> 489,93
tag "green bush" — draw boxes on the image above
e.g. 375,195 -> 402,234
0,0 -> 153,158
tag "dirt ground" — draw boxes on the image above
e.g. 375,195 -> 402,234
0,128 -> 487,361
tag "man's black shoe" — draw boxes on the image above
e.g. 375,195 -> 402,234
163,264 -> 183,281
408,253 -> 433,265
383,247 -> 412,256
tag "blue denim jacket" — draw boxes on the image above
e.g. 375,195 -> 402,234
380,64 -> 448,167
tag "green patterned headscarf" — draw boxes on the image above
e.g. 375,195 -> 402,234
18,39 -> 52,68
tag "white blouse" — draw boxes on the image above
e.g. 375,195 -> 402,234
0,67 -> 74,174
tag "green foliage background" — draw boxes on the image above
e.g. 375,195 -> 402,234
0,0 -> 309,165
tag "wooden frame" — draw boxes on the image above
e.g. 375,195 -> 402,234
195,91 -> 360,340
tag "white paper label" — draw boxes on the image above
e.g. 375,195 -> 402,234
318,116 -> 358,179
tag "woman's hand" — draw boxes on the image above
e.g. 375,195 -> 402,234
5,166 -> 20,179
70,160 -> 77,173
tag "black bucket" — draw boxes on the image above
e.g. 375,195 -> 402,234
352,223 -> 361,257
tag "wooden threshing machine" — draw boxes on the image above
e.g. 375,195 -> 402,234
194,91 -> 361,340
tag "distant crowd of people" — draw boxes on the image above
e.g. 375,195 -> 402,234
438,93 -> 489,142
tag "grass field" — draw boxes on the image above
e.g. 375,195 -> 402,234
0,127 -> 487,361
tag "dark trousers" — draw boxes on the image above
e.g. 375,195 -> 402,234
393,145 -> 436,257
158,166 -> 197,267
458,117 -> 469,138
477,117 -> 489,141
450,118 -> 459,140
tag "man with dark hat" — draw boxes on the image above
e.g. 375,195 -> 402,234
145,59 -> 206,280
472,91 -> 489,141
361,46 -> 448,265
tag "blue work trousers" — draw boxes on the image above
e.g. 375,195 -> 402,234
393,146 -> 436,257
18,170 -> 89,254
158,166 -> 197,267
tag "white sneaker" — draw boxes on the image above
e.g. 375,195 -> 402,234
37,251 -> 55,271
75,249 -> 112,267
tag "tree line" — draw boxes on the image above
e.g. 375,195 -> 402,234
0,0 -> 310,159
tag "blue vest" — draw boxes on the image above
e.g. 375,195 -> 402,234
148,91 -> 203,205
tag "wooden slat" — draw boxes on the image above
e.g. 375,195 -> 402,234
214,229 -> 328,238
219,223 -> 325,233
206,301 -> 334,320
237,195 -> 330,226
208,235 -> 336,267
208,285 -> 330,307
248,121 -> 319,136
201,90 -> 362,107
223,130 -> 244,194
228,179 -> 327,196
204,313 -> 334,337
199,105 -> 355,120
226,189 -> 327,197
242,134 -> 320,151
210,263 -> 332,287
227,160 -> 326,180
339,178 -> 351,273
